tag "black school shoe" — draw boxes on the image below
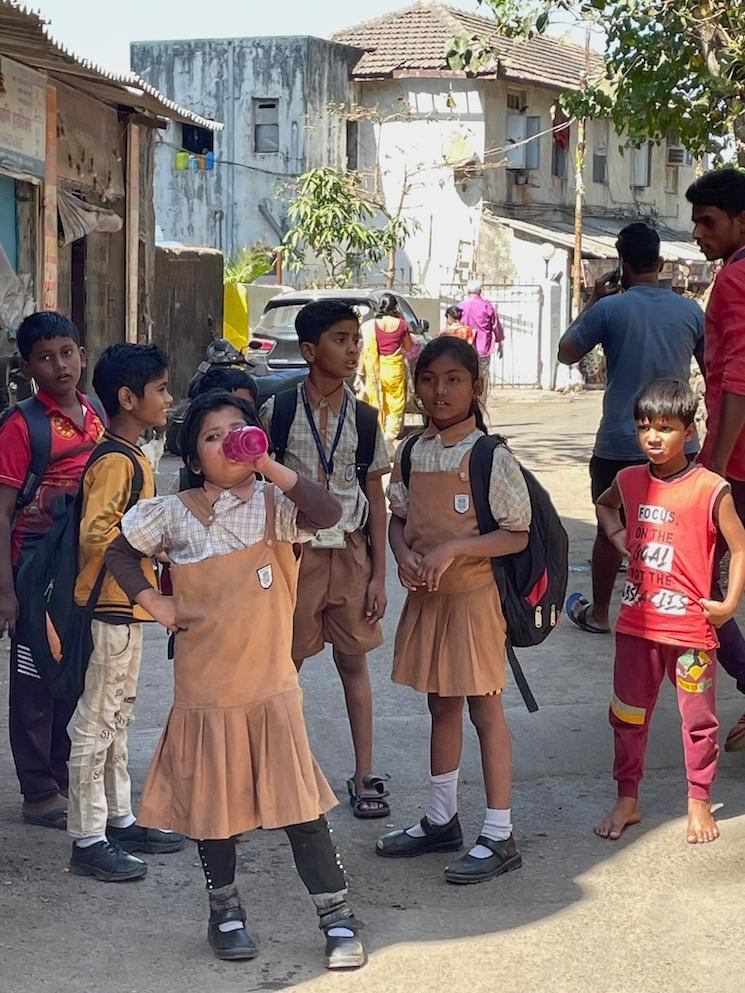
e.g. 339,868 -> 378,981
376,814 -> 463,858
323,922 -> 366,970
208,908 -> 259,961
107,823 -> 185,854
68,839 -> 148,882
444,834 -> 522,884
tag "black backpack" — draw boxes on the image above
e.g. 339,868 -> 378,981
401,433 -> 569,712
0,394 -> 107,512
14,440 -> 144,700
268,387 -> 379,490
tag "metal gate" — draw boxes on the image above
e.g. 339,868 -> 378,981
441,283 -> 544,387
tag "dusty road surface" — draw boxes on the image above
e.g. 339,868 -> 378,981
1,390 -> 744,993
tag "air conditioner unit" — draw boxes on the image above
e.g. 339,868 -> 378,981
666,146 -> 685,167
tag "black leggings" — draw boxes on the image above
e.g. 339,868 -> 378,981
197,815 -> 345,893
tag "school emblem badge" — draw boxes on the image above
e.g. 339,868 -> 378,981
454,493 -> 470,514
257,564 -> 273,589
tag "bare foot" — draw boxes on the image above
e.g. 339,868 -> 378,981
594,796 -> 641,840
686,798 -> 719,844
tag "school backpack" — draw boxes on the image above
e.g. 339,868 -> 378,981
0,393 -> 107,511
14,440 -> 144,700
268,386 -> 379,490
401,432 -> 569,712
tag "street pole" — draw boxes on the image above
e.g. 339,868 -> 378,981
572,117 -> 586,318
572,26 -> 591,318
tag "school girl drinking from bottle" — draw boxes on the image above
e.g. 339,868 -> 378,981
104,390 -> 366,969
376,336 -> 531,884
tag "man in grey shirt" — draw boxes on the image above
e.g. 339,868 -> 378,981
558,223 -> 705,634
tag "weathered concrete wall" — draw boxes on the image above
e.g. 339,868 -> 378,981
152,245 -> 224,401
131,37 -> 359,257
357,75 -> 699,299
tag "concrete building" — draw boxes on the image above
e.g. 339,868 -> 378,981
0,0 -> 218,398
131,36 -> 362,257
334,2 -> 707,388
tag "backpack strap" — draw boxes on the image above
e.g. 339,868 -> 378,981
74,440 -> 145,613
353,398 -> 380,490
84,440 -> 145,513
399,433 -> 421,489
1,393 -> 107,513
269,387 -> 299,465
469,434 -> 539,714
0,396 -> 52,512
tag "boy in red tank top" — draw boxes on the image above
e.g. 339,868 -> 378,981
594,379 -> 745,844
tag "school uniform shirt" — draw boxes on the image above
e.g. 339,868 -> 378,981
120,477 -> 316,564
74,432 -> 156,623
260,381 -> 390,533
0,390 -> 105,563
387,418 -> 531,531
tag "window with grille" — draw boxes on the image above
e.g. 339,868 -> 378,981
254,98 -> 279,154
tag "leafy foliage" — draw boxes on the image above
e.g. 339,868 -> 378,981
224,245 -> 274,284
446,1 -> 745,162
282,167 -> 417,288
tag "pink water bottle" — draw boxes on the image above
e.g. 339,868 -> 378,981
222,426 -> 268,462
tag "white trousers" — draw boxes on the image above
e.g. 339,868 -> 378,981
67,621 -> 143,838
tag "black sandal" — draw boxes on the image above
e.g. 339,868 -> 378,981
346,775 -> 390,820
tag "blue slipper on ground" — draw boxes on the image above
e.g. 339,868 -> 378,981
566,592 -> 610,634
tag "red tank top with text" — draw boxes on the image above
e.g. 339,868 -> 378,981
616,464 -> 727,649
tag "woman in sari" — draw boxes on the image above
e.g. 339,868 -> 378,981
359,293 -> 418,444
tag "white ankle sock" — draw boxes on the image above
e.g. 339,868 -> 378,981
327,927 -> 355,938
108,813 -> 136,829
217,921 -> 244,933
75,834 -> 107,848
469,807 -> 512,859
405,769 -> 459,838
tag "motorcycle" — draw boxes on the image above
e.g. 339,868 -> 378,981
164,337 -> 307,455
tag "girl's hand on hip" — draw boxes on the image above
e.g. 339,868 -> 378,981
418,543 -> 456,592
398,550 -> 424,591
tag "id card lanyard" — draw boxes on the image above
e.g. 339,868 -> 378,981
300,384 -> 349,486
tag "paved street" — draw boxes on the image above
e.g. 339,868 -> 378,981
1,390 -> 744,993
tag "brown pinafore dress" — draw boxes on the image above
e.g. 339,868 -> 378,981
392,449 -> 508,697
136,487 -> 337,840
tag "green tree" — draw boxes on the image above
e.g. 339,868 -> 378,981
283,166 -> 416,288
224,244 -> 275,284
446,1 -> 745,164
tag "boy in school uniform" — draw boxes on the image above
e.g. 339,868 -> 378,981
67,343 -> 185,881
595,378 -> 745,845
260,300 -> 392,817
0,312 -> 105,830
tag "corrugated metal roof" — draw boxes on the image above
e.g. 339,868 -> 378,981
333,1 -> 604,90
0,1 -> 222,129
488,213 -> 706,263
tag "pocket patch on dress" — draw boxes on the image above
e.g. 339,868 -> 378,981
454,493 -> 470,514
257,564 -> 273,589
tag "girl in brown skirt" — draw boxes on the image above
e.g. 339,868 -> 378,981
377,337 -> 531,884
105,391 -> 365,969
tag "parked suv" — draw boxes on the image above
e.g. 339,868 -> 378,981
249,289 -> 431,371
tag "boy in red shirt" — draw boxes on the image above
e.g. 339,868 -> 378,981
0,312 -> 104,829
594,378 -> 745,845
686,167 -> 745,751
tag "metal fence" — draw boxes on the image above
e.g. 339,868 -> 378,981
440,283 -> 544,388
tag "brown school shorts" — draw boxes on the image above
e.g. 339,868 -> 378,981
292,529 -> 384,661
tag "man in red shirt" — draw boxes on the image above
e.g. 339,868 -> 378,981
687,168 -> 745,751
0,312 -> 104,829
